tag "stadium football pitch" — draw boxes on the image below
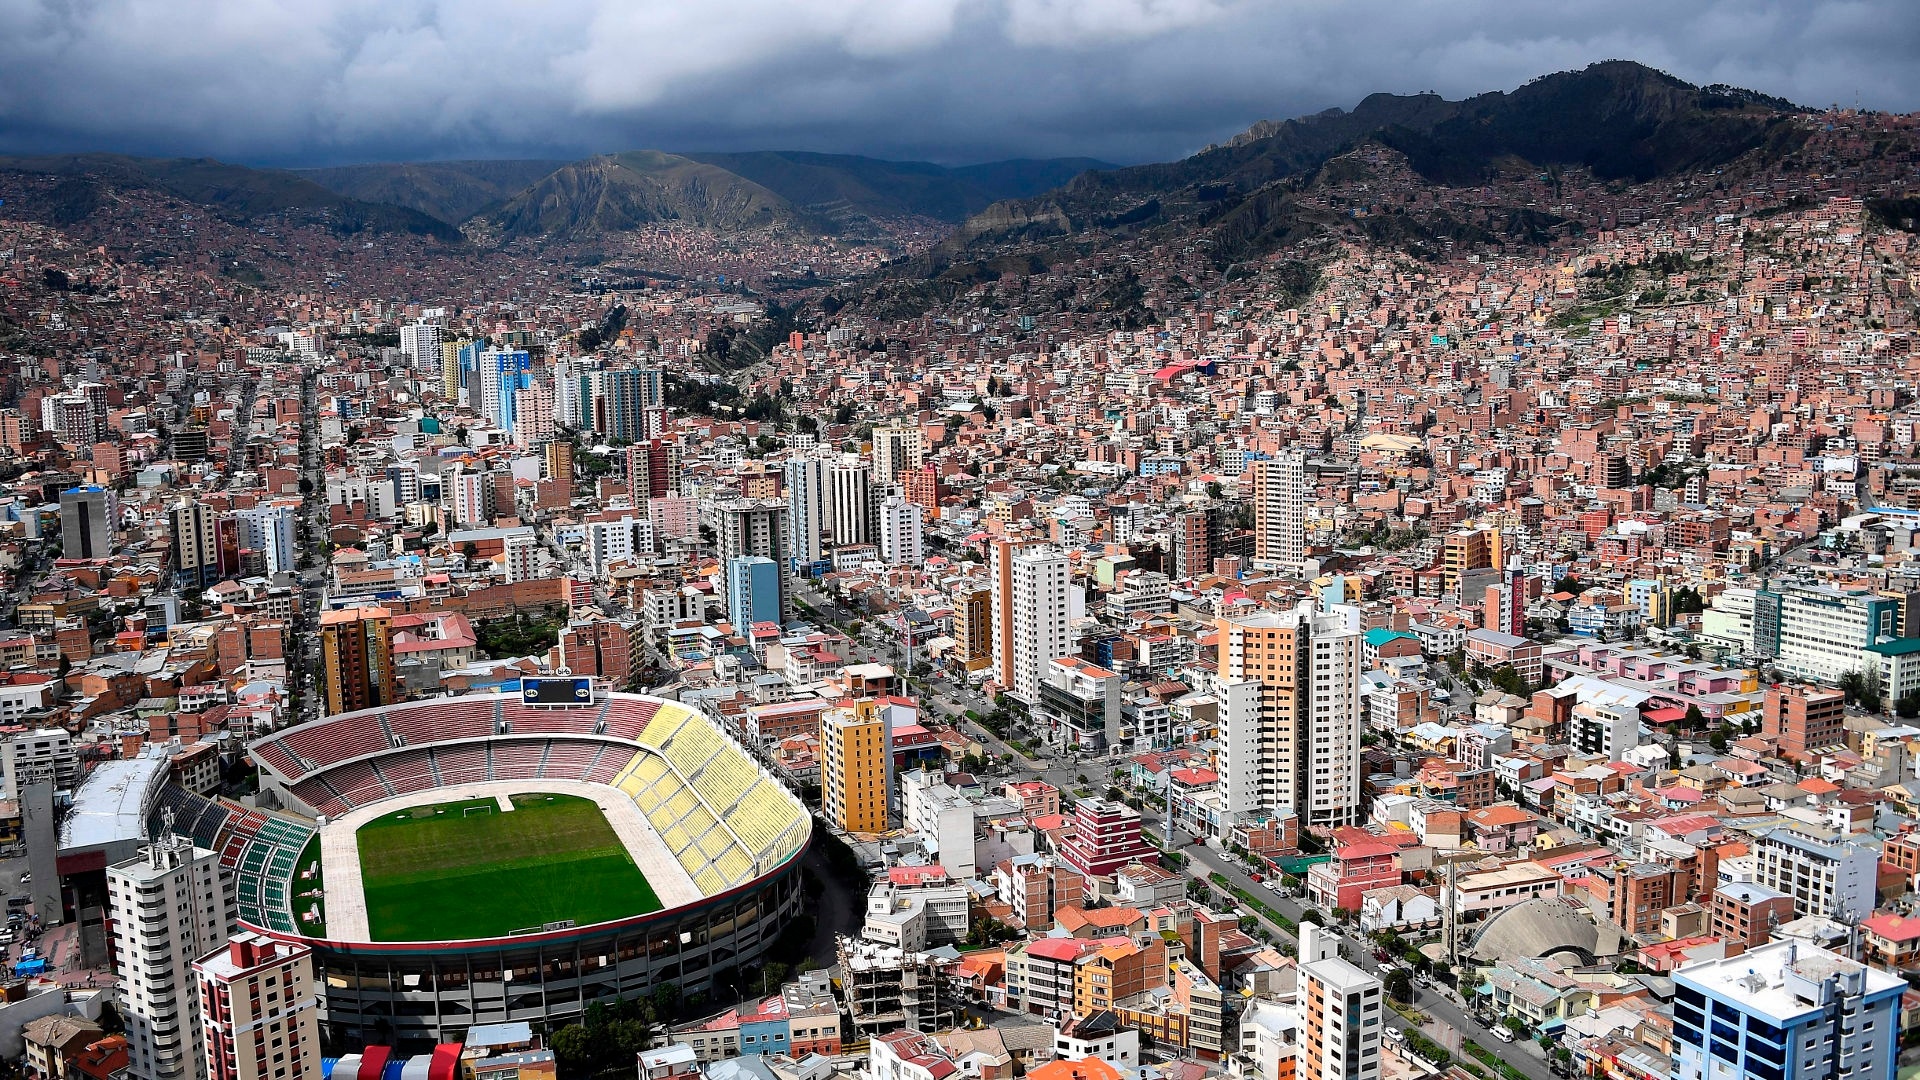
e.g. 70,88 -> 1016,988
355,792 -> 662,941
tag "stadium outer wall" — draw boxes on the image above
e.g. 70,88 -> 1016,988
244,692 -> 812,1051
265,844 -> 807,1052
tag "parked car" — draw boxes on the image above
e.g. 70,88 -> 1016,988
1491,1026 -> 1516,1044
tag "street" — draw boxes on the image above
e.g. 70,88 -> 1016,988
1163,831 -> 1557,1080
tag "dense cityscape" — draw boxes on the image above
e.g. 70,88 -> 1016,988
0,40 -> 1917,1080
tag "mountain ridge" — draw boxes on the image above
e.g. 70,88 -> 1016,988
942,60 -> 1807,261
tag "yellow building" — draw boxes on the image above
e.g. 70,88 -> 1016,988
951,588 -> 992,670
822,701 -> 890,834
320,607 -> 396,717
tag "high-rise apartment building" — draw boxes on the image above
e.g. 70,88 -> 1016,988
716,499 -> 792,625
513,378 -> 556,447
398,322 -> 442,371
876,493 -> 924,567
1297,922 -> 1382,1080
236,502 -> 298,577
828,458 -> 872,546
59,485 -> 116,559
169,500 -> 222,590
1674,940 -> 1904,1080
1212,676 -> 1264,824
1216,600 -> 1363,828
319,607 -> 396,717
1172,510 -> 1210,580
194,932 -> 322,1080
785,455 -> 829,567
822,702 -> 891,834
449,468 -> 493,527
544,439 -> 575,484
625,439 -> 681,502
109,834 -> 235,1080
727,556 -> 783,630
479,348 -> 533,433
871,424 -> 925,486
990,541 -> 1073,704
1250,449 -> 1307,569
951,588 -> 991,669
582,367 -> 662,442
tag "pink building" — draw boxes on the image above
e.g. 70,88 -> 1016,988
1305,840 -> 1402,912
1057,798 -> 1157,879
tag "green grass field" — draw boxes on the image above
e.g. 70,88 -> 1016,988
355,793 -> 661,941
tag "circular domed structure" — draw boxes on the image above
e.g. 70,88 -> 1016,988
1467,896 -> 1622,966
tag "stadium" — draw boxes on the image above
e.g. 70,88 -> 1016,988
155,687 -> 812,1050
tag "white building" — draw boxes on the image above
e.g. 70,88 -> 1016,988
110,835 -> 235,1080
862,877 -> 971,951
785,455 -> 829,566
502,532 -> 541,583
1751,825 -> 1878,921
1251,448 -> 1307,569
0,727 -> 76,800
1766,582 -> 1900,684
1213,676 -> 1264,824
876,494 -> 925,567
237,502 -> 298,577
828,458 -> 871,546
991,544 -> 1073,705
1109,571 -> 1171,617
585,516 -> 655,578
398,322 -> 442,371
1570,701 -> 1641,763
901,771 -> 982,880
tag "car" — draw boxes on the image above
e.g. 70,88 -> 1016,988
1377,962 -> 1396,975
1490,1026 -> 1516,1044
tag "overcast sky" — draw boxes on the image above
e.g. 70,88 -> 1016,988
3,0 -> 1917,168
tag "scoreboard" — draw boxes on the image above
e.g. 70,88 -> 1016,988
521,676 -> 597,707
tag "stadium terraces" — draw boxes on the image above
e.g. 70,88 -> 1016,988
151,692 -> 812,1049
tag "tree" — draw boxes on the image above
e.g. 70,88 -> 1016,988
1683,703 -> 1705,730
549,1025 -> 596,1075
1384,968 -> 1415,1002
1899,695 -> 1920,720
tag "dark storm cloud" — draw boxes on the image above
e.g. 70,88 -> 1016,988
1,0 -> 1916,167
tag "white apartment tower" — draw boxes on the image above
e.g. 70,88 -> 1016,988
784,455 -> 829,566
1251,448 -> 1308,569
1212,676 -> 1264,823
110,833 -> 236,1080
877,493 -> 925,567
398,323 -> 442,371
991,542 -> 1073,705
871,424 -> 925,487
828,458 -> 872,546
